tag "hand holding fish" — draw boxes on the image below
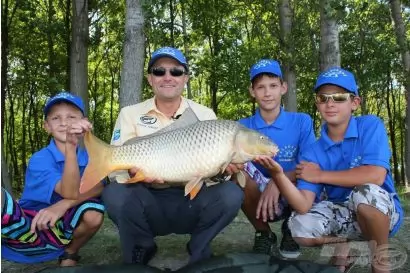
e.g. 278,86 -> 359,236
66,118 -> 93,147
224,163 -> 244,176
128,167 -> 164,183
295,161 -> 322,183
253,155 -> 283,177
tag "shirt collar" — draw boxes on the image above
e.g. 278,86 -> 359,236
144,97 -> 189,117
319,116 -> 358,150
254,107 -> 286,129
46,139 -> 88,167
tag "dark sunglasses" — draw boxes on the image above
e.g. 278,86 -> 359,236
315,93 -> 354,104
151,67 -> 186,77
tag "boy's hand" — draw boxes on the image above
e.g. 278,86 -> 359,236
253,156 -> 283,177
296,161 -> 322,183
30,201 -> 70,233
224,163 -> 244,176
66,118 -> 93,146
256,180 -> 281,222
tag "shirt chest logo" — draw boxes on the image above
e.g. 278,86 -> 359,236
140,115 -> 158,125
277,145 -> 297,162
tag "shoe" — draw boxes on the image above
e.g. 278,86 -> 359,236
279,219 -> 301,259
252,230 -> 277,255
131,244 -> 158,265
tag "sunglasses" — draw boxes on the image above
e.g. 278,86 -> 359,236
315,93 -> 354,104
151,67 -> 187,77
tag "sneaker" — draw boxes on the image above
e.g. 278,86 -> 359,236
131,244 -> 158,265
279,219 -> 301,259
252,230 -> 277,255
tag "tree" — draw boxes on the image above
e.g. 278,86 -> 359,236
119,0 -> 145,108
279,0 -> 297,111
71,0 -> 89,114
319,0 -> 341,70
390,0 -> 410,184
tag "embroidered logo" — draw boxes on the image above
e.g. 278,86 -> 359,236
112,129 -> 121,141
321,68 -> 348,79
277,145 -> 297,162
140,115 -> 157,125
350,155 -> 362,168
253,59 -> 273,69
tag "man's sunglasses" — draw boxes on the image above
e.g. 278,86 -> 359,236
315,93 -> 354,104
151,67 -> 187,77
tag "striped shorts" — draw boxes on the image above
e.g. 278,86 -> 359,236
1,189 -> 105,261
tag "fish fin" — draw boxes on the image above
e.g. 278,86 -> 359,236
184,177 -> 204,200
124,107 -> 200,145
125,171 -> 145,183
80,131 -> 115,193
237,170 -> 246,188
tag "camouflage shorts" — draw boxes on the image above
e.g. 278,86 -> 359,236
288,183 -> 400,239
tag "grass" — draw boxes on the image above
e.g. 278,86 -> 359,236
2,196 -> 410,273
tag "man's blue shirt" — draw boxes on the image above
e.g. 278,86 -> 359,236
239,107 -> 316,177
297,115 -> 403,236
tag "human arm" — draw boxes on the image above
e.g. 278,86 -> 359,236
254,156 -> 316,214
296,161 -> 386,186
55,119 -> 93,199
30,183 -> 103,233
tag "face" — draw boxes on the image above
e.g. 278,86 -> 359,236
147,57 -> 189,101
44,102 -> 83,143
250,75 -> 287,113
315,85 -> 360,127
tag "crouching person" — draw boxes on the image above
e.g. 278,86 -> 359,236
253,68 -> 403,273
1,92 -> 105,266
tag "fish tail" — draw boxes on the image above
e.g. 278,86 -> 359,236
80,131 -> 114,193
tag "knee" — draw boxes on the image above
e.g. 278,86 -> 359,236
82,210 -> 104,230
219,182 -> 244,212
289,214 -> 326,244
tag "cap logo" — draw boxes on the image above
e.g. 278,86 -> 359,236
49,92 -> 75,102
321,68 -> 348,79
253,60 -> 273,70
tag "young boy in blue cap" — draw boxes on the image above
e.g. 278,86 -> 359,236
1,92 -> 105,266
254,67 -> 403,273
239,59 -> 316,258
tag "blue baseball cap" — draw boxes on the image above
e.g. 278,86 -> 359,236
250,59 -> 283,81
44,92 -> 85,117
147,47 -> 188,72
314,67 -> 358,95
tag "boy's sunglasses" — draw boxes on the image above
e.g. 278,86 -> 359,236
315,93 -> 354,104
151,67 -> 187,77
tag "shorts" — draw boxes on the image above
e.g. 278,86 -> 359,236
289,184 -> 400,239
1,189 -> 105,260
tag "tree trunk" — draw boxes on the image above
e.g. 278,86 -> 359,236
389,0 -> 410,185
319,0 -> 340,70
70,0 -> 89,114
181,0 -> 192,99
278,0 -> 297,112
119,0 -> 145,109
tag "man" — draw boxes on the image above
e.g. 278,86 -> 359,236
239,59 -> 315,258
254,67 -> 403,273
102,47 -> 244,265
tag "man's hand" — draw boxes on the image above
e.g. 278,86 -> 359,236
30,201 -> 70,233
66,118 -> 93,147
296,161 -> 322,183
128,167 -> 165,183
224,163 -> 244,176
256,180 -> 281,222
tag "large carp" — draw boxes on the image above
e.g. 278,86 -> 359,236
79,110 -> 278,199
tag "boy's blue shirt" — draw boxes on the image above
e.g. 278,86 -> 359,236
239,107 -> 316,176
2,139 -> 88,263
297,115 -> 403,236
19,139 -> 88,211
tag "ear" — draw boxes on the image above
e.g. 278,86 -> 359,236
43,120 -> 51,134
351,96 -> 361,111
183,74 -> 189,84
280,81 -> 288,95
147,74 -> 153,86
248,84 -> 255,98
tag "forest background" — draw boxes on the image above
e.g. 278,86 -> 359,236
1,0 -> 410,195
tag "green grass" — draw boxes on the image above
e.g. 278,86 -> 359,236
2,194 -> 410,272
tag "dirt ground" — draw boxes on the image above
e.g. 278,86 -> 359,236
2,207 -> 410,273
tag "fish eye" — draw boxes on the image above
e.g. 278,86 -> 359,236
259,136 -> 265,140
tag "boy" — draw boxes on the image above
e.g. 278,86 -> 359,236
239,59 -> 315,258
2,92 -> 105,266
254,67 -> 403,273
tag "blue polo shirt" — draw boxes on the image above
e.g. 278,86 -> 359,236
2,138 -> 88,263
239,107 -> 316,177
297,115 -> 403,236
